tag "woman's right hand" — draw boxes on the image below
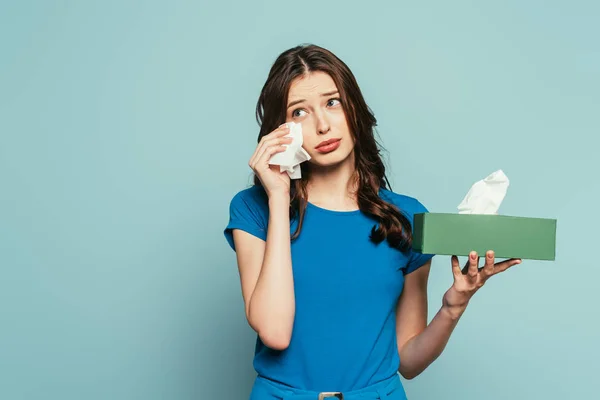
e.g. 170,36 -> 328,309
248,124 -> 293,197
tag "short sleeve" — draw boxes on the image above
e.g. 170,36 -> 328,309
223,187 -> 269,251
403,198 -> 435,275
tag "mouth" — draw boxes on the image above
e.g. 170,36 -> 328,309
315,138 -> 342,153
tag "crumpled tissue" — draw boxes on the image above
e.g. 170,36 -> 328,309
457,169 -> 510,214
268,122 -> 311,179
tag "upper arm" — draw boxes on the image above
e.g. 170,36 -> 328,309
232,230 -> 266,323
396,259 -> 431,353
223,189 -> 269,324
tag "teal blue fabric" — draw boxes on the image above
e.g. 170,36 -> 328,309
250,370 -> 407,399
224,185 -> 434,394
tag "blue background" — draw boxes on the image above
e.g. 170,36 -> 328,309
1,1 -> 598,398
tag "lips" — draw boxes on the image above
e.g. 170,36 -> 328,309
314,138 -> 342,154
315,138 -> 341,149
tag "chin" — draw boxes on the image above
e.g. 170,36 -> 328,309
308,150 -> 354,169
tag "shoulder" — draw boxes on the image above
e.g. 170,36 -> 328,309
229,184 -> 269,209
227,184 -> 270,222
380,187 -> 436,272
379,187 -> 430,217
224,185 -> 270,250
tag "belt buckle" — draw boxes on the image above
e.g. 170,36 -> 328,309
318,392 -> 343,400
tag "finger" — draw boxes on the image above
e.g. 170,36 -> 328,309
461,252 -> 477,275
493,258 -> 522,273
256,143 -> 288,170
253,136 -> 293,168
261,124 -> 292,142
481,250 -> 495,278
250,125 -> 290,166
451,255 -> 462,278
467,251 -> 479,277
259,125 -> 291,149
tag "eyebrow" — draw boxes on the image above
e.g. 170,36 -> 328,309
287,90 -> 339,109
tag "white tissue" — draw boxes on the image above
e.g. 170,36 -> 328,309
268,122 -> 311,179
457,169 -> 510,214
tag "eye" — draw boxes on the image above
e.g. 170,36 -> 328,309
327,98 -> 341,107
292,108 -> 307,118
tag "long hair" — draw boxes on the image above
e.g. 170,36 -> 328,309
253,44 -> 413,252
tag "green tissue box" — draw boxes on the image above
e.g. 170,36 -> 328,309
412,213 -> 557,261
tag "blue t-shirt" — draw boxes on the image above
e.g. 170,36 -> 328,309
224,185 -> 434,392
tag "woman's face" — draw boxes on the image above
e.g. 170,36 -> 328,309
285,71 -> 355,168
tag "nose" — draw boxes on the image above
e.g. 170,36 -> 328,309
315,111 -> 331,135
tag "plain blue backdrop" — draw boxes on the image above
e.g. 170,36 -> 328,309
1,1 -> 598,399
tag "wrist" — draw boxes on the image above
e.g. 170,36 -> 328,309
442,287 -> 469,320
441,303 -> 467,321
268,191 -> 290,207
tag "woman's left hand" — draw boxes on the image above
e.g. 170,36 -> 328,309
442,250 -> 522,318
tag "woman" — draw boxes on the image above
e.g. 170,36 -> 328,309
224,44 -> 521,400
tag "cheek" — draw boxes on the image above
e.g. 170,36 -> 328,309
332,112 -> 351,135
299,122 -> 319,148
343,137 -> 355,154
301,130 -> 316,147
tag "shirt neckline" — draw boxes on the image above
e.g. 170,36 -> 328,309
306,201 -> 362,216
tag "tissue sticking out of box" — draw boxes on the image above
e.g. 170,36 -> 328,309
268,122 -> 311,179
457,169 -> 509,214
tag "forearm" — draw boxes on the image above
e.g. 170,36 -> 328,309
248,192 -> 295,348
399,292 -> 467,379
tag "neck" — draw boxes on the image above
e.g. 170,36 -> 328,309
305,155 -> 359,211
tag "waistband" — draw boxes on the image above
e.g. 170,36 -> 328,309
251,373 -> 406,400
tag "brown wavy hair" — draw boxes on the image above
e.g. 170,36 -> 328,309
253,43 -> 413,252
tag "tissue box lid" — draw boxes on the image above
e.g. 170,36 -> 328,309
412,213 -> 557,261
